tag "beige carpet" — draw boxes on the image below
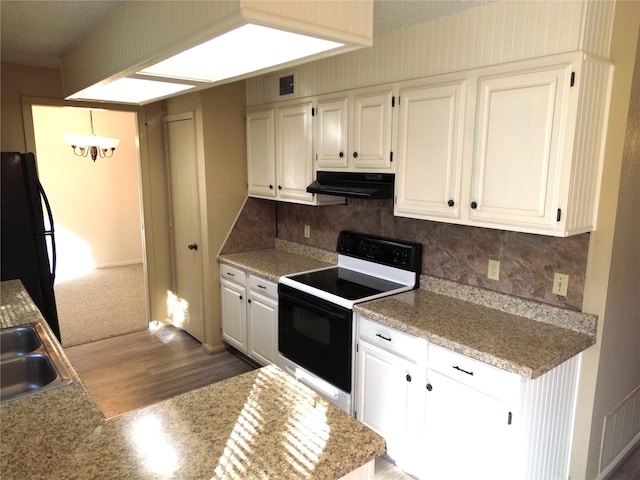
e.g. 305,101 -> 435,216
55,264 -> 148,347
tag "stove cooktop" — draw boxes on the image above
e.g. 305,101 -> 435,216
286,267 -> 405,301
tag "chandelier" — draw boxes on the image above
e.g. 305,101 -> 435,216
65,110 -> 120,162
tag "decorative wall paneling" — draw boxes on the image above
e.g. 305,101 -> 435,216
246,0 -> 614,106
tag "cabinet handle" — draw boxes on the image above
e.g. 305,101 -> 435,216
339,152 -> 344,158
226,272 -> 235,277
470,201 -> 478,209
448,199 -> 455,207
248,299 -> 251,304
258,284 -> 267,289
406,374 -> 412,382
375,333 -> 392,342
453,365 -> 474,376
353,152 -> 358,158
426,383 -> 433,391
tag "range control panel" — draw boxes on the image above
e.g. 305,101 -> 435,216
337,231 -> 422,273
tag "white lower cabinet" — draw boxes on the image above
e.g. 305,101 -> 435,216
220,264 -> 247,352
355,317 -> 428,475
220,264 -> 278,366
247,275 -> 278,365
355,314 -> 580,480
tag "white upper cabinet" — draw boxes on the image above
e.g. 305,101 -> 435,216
247,102 -> 343,205
247,108 -> 276,198
394,51 -> 612,236
394,75 -> 467,220
315,86 -> 396,172
276,101 -> 315,203
469,60 -> 570,231
315,96 -> 349,169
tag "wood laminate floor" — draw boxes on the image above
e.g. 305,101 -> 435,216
64,326 -> 638,479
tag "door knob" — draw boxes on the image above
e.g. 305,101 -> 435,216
187,243 -> 198,251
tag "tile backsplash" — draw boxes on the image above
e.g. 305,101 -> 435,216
223,197 -> 589,311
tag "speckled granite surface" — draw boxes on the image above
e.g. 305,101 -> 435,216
1,281 -> 384,480
354,289 -> 595,379
49,365 -> 385,480
219,244 -> 335,283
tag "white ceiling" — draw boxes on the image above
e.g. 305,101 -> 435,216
0,0 -> 487,69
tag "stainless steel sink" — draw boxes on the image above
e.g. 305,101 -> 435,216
0,323 -> 73,403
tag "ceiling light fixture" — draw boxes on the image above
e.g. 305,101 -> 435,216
65,110 -> 120,162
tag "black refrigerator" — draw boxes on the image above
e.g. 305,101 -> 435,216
1,151 -> 60,340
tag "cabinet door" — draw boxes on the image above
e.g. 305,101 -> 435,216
355,340 -> 424,471
276,102 -> 314,202
469,65 -> 570,230
220,279 -> 246,353
315,97 -> 349,169
247,292 -> 277,366
247,109 -> 276,198
422,370 -> 517,480
350,89 -> 394,170
395,80 -> 465,220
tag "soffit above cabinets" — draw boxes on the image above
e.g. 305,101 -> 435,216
60,0 -> 374,105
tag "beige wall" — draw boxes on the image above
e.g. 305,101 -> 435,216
32,106 -> 142,275
1,63 -> 63,151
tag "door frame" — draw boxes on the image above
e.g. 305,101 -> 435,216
162,108 -> 211,344
21,96 -> 151,328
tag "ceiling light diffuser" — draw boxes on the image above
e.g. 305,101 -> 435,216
138,24 -> 344,83
67,78 -> 194,104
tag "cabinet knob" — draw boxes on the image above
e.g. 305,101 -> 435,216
269,184 -> 273,190
406,374 -> 412,382
339,152 -> 344,158
187,243 -> 198,251
239,295 -> 243,300
426,383 -> 433,391
248,299 -> 251,304
471,201 -> 478,209
353,152 -> 358,158
448,199 -> 455,207
278,185 -> 282,190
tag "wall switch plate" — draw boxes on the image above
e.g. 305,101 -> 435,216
553,273 -> 569,296
487,259 -> 500,280
304,225 -> 311,238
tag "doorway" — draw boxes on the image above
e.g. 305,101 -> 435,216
30,105 -> 148,346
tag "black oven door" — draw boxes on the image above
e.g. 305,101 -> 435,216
278,283 -> 352,393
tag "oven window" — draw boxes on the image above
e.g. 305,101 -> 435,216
293,310 -> 331,345
278,285 -> 352,393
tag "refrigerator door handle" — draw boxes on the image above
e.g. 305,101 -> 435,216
37,179 -> 56,283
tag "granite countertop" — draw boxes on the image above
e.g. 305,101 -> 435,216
218,245 -> 596,380
355,289 -> 595,379
1,280 -> 384,479
219,241 -> 336,283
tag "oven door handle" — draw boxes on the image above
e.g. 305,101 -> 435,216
279,291 -> 348,320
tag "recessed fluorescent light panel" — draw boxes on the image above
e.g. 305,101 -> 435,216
67,78 -> 194,104
138,24 -> 344,82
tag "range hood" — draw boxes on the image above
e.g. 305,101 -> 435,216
307,171 -> 395,199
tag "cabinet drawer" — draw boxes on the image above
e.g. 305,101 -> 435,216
428,343 -> 521,402
248,275 -> 277,300
358,316 -> 428,363
220,264 -> 246,286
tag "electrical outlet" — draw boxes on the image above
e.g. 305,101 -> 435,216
304,225 -> 311,238
553,273 -> 569,296
487,259 -> 500,280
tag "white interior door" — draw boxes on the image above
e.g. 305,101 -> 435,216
164,112 -> 204,342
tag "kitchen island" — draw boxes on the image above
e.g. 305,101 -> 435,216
0,280 -> 385,480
